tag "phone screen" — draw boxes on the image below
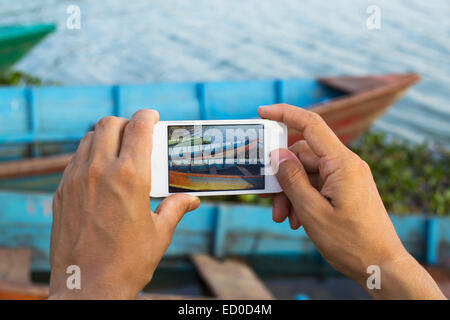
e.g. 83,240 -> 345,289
167,124 -> 265,193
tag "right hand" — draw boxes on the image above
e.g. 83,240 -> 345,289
258,104 -> 445,299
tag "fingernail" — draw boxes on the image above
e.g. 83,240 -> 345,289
150,110 -> 159,123
270,149 -> 289,165
270,149 -> 295,173
188,196 -> 200,211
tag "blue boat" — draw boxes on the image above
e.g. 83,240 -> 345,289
1,72 -> 448,277
0,73 -> 419,162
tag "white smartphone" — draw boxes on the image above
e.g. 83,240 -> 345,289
150,119 -> 287,197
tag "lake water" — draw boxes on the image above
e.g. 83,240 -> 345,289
1,0 -> 449,146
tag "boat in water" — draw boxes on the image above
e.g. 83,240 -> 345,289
0,73 -> 427,259
0,24 -> 55,74
169,138 -> 263,191
0,72 -> 420,190
1,72 -> 449,299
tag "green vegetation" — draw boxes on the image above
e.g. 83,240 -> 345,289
208,132 -> 449,216
0,70 -> 43,85
353,132 -> 449,216
0,70 -> 59,86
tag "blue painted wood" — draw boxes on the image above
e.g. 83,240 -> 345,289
0,191 -> 449,272
426,217 -> 438,265
25,88 -> 39,157
0,144 -> 28,161
391,215 -> 427,261
0,132 -> 85,144
0,173 -> 62,192
119,83 -> 201,120
0,79 -> 346,160
437,217 -> 450,265
0,87 -> 29,159
0,87 -> 28,134
216,204 -> 316,256
212,207 -> 226,257
280,79 -> 342,107
112,85 -> 121,117
0,191 -> 53,271
203,80 -> 278,119
165,204 -> 217,256
33,85 -> 114,135
196,82 -> 206,120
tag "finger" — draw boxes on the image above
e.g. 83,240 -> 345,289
258,193 -> 272,199
119,109 -> 159,168
61,131 -> 93,184
272,193 -> 290,223
75,131 -> 94,162
271,148 -> 331,215
154,194 -> 200,232
289,140 -> 319,173
288,211 -> 301,230
307,173 -> 323,190
90,117 -> 128,161
258,104 -> 345,158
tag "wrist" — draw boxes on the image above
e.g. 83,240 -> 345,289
364,251 -> 445,299
49,268 -> 142,300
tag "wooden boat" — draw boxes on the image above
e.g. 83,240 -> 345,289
0,72 -> 419,186
0,190 -> 448,275
0,24 -> 56,73
169,138 -> 263,191
169,170 -> 264,191
3,72 -> 447,280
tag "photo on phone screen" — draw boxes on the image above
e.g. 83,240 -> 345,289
167,124 -> 265,193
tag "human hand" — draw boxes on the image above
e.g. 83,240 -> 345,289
258,104 -> 445,299
48,110 -> 200,299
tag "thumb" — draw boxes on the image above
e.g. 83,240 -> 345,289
154,194 -> 200,232
271,148 -> 326,213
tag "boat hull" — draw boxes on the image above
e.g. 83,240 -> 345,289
0,190 -> 448,274
0,24 -> 55,73
169,170 -> 264,191
0,73 -> 420,181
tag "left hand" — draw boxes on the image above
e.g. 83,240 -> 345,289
49,109 -> 200,299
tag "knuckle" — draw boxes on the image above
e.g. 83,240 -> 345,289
128,118 -> 151,133
71,169 -> 83,183
116,159 -> 137,178
85,161 -> 105,180
306,111 -> 323,124
81,131 -> 94,142
65,169 -> 82,189
96,116 -> 121,129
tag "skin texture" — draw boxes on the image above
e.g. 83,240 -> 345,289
258,104 -> 446,300
48,106 -> 446,300
48,110 -> 199,299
